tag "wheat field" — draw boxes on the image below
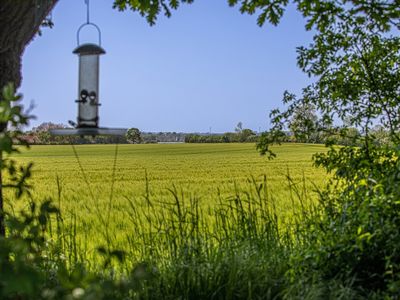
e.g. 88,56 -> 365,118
6,143 -> 327,266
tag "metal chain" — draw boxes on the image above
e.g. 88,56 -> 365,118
85,0 -> 90,24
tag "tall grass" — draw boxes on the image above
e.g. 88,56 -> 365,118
37,174 -> 315,299
11,144 -> 370,299
5,163 -> 394,299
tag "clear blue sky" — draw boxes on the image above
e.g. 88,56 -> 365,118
20,0 -> 313,133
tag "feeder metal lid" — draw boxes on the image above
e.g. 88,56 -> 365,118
73,43 -> 106,55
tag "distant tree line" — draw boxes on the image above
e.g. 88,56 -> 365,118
20,122 -> 127,145
268,104 -> 392,147
185,122 -> 259,143
18,122 -> 187,145
184,132 -> 259,143
274,126 -> 390,147
17,121 -> 391,146
141,132 -> 186,143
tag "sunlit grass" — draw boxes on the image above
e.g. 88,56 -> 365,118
6,143 -> 328,267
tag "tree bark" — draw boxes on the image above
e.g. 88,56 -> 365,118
0,0 -> 58,236
0,0 -> 59,88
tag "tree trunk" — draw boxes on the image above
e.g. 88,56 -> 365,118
0,0 -> 58,236
0,0 -> 59,88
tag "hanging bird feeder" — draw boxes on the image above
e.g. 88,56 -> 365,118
51,2 -> 126,136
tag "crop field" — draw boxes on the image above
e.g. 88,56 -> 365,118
7,143 -> 328,268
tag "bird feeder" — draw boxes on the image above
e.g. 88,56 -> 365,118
51,22 -> 126,136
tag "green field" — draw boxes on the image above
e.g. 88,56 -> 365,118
7,143 -> 328,266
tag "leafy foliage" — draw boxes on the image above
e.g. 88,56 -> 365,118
0,84 -> 35,199
112,0 -> 400,30
126,127 -> 142,144
257,1 -> 400,156
251,0 -> 400,297
112,0 -> 195,25
287,102 -> 318,143
285,145 -> 400,298
0,200 -> 59,299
